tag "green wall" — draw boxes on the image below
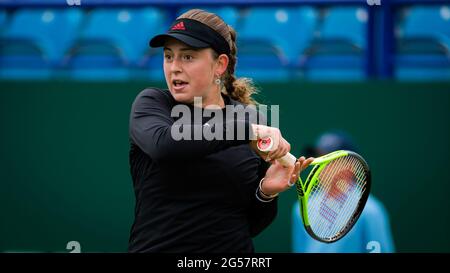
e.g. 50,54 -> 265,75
1,80 -> 449,252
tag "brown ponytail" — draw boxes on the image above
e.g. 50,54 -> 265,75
177,9 -> 259,105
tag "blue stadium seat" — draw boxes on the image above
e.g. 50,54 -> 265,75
0,8 -> 83,79
63,8 -> 167,80
402,5 -> 449,48
237,7 -> 317,81
235,41 -> 289,81
135,52 -> 165,81
0,9 -> 8,32
395,5 -> 450,80
1,8 -> 83,63
299,41 -> 365,80
240,7 -> 317,60
321,7 -> 367,49
300,7 -> 367,81
0,38 -> 52,79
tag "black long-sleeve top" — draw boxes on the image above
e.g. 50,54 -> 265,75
128,88 -> 277,253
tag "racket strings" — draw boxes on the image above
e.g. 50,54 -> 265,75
324,157 -> 367,235
309,157 -> 360,236
314,156 -> 367,238
316,156 -> 367,237
307,155 -> 368,240
309,159 -> 364,239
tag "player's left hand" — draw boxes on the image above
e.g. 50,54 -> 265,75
261,156 -> 314,196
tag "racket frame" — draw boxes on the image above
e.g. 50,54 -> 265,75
296,150 -> 371,243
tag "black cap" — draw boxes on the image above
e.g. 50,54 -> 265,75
149,18 -> 230,56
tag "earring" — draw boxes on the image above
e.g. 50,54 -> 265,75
215,77 -> 221,85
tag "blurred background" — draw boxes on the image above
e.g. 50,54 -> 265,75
0,0 -> 449,253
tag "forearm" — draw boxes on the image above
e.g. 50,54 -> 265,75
130,119 -> 255,162
248,196 -> 278,237
130,89 -> 263,161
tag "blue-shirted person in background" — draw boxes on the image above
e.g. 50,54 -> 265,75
291,130 -> 395,253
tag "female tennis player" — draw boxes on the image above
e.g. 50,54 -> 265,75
128,9 -> 313,252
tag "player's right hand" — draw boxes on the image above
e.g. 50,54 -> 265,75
250,124 -> 291,162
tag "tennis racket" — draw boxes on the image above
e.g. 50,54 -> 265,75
257,137 -> 371,243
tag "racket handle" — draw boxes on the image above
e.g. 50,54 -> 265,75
278,152 -> 297,167
256,137 -> 297,167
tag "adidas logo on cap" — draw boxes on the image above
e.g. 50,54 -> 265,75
171,22 -> 186,31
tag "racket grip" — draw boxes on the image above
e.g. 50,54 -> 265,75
278,152 -> 297,167
257,137 -> 297,167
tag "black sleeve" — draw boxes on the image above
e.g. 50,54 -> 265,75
129,88 -> 255,162
247,160 -> 278,238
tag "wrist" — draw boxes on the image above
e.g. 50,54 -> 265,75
256,188 -> 276,202
250,124 -> 259,141
258,178 -> 279,199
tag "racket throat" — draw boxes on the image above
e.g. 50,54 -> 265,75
296,177 -> 306,197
